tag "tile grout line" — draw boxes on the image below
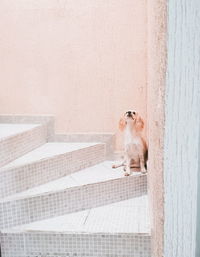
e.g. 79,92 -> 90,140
83,209 -> 91,226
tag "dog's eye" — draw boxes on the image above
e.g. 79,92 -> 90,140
132,112 -> 136,115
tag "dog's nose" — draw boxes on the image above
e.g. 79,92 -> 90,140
127,111 -> 132,116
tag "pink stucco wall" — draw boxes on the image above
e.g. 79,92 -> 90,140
0,0 -> 147,149
147,0 -> 166,256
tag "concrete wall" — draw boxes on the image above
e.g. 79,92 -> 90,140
0,0 -> 147,149
164,0 -> 200,256
147,0 -> 166,256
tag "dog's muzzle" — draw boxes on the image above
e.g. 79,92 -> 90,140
126,111 -> 132,117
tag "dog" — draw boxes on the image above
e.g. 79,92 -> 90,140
112,110 -> 148,176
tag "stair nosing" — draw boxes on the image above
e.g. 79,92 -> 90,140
0,173 -> 146,203
0,123 -> 42,141
0,142 -> 105,172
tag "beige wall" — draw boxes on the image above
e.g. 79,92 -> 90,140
0,0 -> 147,149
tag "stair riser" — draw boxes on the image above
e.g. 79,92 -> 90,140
53,133 -> 115,159
0,115 -> 55,141
0,232 -> 151,257
0,125 -> 47,168
0,175 -> 147,229
0,144 -> 105,198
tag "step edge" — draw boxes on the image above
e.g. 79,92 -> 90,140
0,173 -> 146,203
0,142 -> 106,172
0,123 -> 43,142
52,133 -> 115,159
0,230 -> 151,236
0,114 -> 55,140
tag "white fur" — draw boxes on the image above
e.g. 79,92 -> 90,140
112,111 -> 148,176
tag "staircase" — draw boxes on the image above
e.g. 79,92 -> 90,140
0,116 -> 151,257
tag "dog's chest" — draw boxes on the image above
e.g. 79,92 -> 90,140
124,133 -> 142,158
124,140 -> 140,151
124,130 -> 141,146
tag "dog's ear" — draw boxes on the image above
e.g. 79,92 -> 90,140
119,117 -> 126,131
135,115 -> 144,131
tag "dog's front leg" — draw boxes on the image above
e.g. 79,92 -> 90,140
124,157 -> 131,176
139,150 -> 147,174
112,160 -> 125,169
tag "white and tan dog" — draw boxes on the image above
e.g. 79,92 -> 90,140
112,110 -> 148,176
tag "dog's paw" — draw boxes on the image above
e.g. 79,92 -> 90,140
141,168 -> 147,174
124,172 -> 130,176
112,164 -> 116,169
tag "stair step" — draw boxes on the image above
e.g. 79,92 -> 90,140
0,123 -> 47,167
0,162 -> 147,229
0,124 -> 39,139
2,195 -> 150,233
0,196 -> 151,257
0,142 -> 105,198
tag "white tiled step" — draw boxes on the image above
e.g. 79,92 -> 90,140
0,142 -> 105,198
1,161 -> 143,201
0,115 -> 54,140
0,124 -> 39,139
0,123 -> 47,167
0,196 -> 151,257
0,162 -> 147,229
2,196 -> 150,233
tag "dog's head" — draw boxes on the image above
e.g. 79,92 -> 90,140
119,110 -> 144,132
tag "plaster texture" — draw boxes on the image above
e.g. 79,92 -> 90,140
147,0 -> 167,256
0,0 -> 147,150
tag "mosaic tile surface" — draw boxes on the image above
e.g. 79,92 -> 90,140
0,143 -> 105,198
1,196 -> 151,257
0,124 -> 47,167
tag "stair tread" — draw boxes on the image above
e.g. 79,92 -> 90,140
1,142 -> 102,170
0,123 -> 40,140
0,161 -> 144,203
2,195 -> 150,234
